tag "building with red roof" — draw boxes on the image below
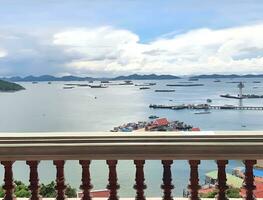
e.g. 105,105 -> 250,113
153,118 -> 169,126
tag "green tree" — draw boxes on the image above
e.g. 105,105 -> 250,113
0,180 -> 77,198
40,181 -> 56,198
39,181 -> 77,198
0,187 -> 4,198
14,180 -> 30,198
226,187 -> 241,198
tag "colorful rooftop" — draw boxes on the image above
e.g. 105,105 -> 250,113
205,170 -> 243,188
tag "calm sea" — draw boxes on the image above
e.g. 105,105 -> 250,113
0,78 -> 263,196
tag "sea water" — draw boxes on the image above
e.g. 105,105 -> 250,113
0,78 -> 263,196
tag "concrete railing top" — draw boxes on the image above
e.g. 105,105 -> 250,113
1,131 -> 263,160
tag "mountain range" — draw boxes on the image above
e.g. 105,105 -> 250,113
1,73 -> 263,82
190,74 -> 263,79
0,74 -> 181,82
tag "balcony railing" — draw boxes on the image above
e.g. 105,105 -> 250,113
1,131 -> 263,200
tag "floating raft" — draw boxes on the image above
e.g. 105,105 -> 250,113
166,84 -> 204,87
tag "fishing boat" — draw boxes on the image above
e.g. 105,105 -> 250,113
64,83 -> 78,86
90,84 -> 108,88
155,89 -> 175,92
135,84 -> 151,86
101,80 -> 110,83
188,78 -> 199,81
166,84 -> 204,87
63,86 -> 74,89
77,84 -> 90,87
119,80 -> 133,85
140,87 -> 150,90
194,111 -> 211,114
148,115 -> 159,119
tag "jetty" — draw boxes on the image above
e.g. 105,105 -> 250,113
166,83 -> 204,87
149,104 -> 263,110
155,89 -> 175,92
220,82 -> 263,99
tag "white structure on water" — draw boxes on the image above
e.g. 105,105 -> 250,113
238,82 -> 245,97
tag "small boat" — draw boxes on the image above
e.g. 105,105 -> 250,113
253,81 -> 261,83
149,115 -> 159,119
90,84 -> 108,88
166,84 -> 204,87
194,111 -> 211,114
77,84 -> 90,87
155,89 -> 175,92
101,80 -> 110,83
32,81 -> 38,84
188,78 -> 199,81
140,87 -> 150,90
148,83 -> 156,86
64,83 -> 78,86
119,81 -> 133,85
48,82 -> 52,84
135,84 -> 150,86
214,80 -> 221,82
207,99 -> 212,103
63,86 -> 74,89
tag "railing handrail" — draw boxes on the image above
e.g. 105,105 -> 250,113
1,131 -> 263,160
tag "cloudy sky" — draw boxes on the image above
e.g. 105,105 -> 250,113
1,0 -> 263,77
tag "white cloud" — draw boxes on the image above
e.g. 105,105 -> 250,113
53,24 -> 263,75
1,24 -> 263,76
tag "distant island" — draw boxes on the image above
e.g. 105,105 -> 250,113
190,74 -> 263,79
0,79 -> 25,92
1,74 -> 181,82
112,74 -> 180,80
2,73 -> 263,82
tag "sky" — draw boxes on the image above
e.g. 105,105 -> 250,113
0,0 -> 263,77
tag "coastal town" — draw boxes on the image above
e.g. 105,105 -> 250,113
111,117 -> 199,132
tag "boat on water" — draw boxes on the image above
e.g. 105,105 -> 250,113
166,84 -> 204,87
220,94 -> 243,99
194,111 -> 211,114
135,82 -> 156,86
148,83 -> 156,85
178,81 -> 193,83
119,80 -> 134,85
188,78 -> 199,81
214,80 -> 221,82
221,94 -> 263,99
48,82 -> 52,84
77,84 -> 90,87
64,83 -> 79,86
155,89 -> 175,92
63,86 -> 74,89
90,84 -> 108,88
148,115 -> 159,119
253,81 -> 261,83
32,81 -> 38,84
101,80 -> 110,83
135,84 -> 151,86
140,87 -> 150,90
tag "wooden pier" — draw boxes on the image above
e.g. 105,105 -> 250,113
149,104 -> 263,110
